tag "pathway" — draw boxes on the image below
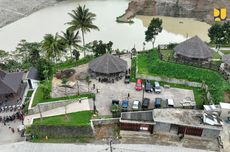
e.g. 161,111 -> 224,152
24,99 -> 91,126
0,142 -> 216,152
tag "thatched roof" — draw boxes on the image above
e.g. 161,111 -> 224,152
89,54 -> 127,74
0,70 -> 24,95
174,36 -> 213,59
222,54 -> 230,65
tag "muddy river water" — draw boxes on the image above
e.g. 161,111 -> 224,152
0,0 -> 210,52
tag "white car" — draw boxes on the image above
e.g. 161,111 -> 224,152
132,100 -> 141,110
167,99 -> 174,107
153,81 -> 161,93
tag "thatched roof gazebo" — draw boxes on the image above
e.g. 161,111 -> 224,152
89,54 -> 127,82
174,36 -> 213,62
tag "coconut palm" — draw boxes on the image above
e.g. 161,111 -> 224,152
42,33 -> 65,63
60,29 -> 81,58
67,5 -> 99,56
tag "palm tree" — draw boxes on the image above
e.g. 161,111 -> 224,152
61,29 -> 81,58
42,33 -> 65,63
67,5 -> 99,56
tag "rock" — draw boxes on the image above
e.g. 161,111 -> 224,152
123,0 -> 230,24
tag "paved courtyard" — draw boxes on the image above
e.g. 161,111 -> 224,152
92,79 -> 194,115
0,120 -> 25,144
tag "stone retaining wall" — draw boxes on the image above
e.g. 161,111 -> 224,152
28,97 -> 87,115
136,66 -> 213,103
92,118 -> 120,126
31,125 -> 93,138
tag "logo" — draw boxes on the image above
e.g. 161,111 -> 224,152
214,8 -> 227,21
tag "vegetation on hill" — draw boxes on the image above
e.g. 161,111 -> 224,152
137,50 -> 230,103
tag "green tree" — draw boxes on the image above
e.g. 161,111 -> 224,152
73,49 -> 80,61
60,29 -> 81,58
67,5 -> 99,56
145,18 -> 162,48
92,40 -> 113,57
85,74 -> 91,92
0,50 -> 8,58
208,23 -> 225,45
42,33 -> 65,63
223,21 -> 230,45
36,58 -> 53,80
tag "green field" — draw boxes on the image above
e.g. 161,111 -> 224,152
221,50 -> 230,54
136,50 -> 230,103
33,111 -> 93,126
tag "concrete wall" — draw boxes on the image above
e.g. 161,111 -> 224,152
31,125 -> 93,138
28,98 -> 87,115
201,128 -> 221,139
136,69 -> 202,88
92,118 -> 119,126
154,122 -> 171,133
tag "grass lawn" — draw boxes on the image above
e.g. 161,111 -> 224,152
32,87 -> 94,107
221,50 -> 230,54
32,136 -> 95,143
131,57 -> 136,82
26,90 -> 34,97
33,111 -> 93,126
212,52 -> 221,59
54,55 -> 94,71
136,50 -> 230,103
160,49 -> 174,60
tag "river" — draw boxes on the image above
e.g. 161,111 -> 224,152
0,0 -> 210,52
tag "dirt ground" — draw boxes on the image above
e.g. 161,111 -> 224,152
120,131 -> 219,151
224,91 -> 230,103
94,124 -> 120,144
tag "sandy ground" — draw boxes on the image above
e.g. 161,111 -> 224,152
0,0 -> 57,28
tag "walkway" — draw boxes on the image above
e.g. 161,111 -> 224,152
0,142 -> 215,152
220,121 -> 230,152
24,99 -> 91,126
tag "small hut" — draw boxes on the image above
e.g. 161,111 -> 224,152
174,36 -> 213,63
89,54 -> 127,82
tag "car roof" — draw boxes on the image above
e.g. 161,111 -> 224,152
133,100 -> 140,104
143,98 -> 150,101
154,81 -> 160,85
137,79 -> 142,83
167,99 -> 174,105
122,100 -> 129,103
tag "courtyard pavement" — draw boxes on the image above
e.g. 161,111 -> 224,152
24,98 -> 91,126
92,79 -> 194,115
0,120 -> 25,144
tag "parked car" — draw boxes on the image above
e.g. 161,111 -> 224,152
132,100 -> 141,110
121,100 -> 129,111
135,79 -> 142,91
145,80 -> 152,92
153,81 -> 161,93
111,100 -> 120,113
112,100 -> 119,105
166,99 -> 174,107
124,74 -> 130,84
142,98 -> 150,110
155,98 -> 162,108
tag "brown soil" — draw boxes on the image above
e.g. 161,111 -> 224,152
95,124 -> 119,140
224,91 -> 230,103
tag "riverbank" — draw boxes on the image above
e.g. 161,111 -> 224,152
0,0 -> 59,28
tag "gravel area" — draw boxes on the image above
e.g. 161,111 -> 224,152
0,0 -> 58,28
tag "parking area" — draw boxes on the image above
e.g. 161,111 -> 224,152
92,79 -> 195,115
